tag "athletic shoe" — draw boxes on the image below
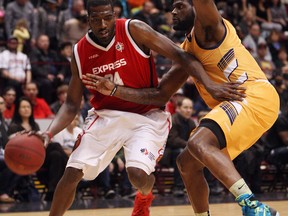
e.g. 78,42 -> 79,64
236,194 -> 280,216
131,191 -> 154,216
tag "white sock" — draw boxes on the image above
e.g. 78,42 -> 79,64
229,178 -> 252,198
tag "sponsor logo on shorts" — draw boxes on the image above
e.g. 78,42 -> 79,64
140,148 -> 155,161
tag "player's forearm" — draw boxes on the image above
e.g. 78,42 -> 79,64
185,56 -> 214,92
114,86 -> 169,106
47,102 -> 79,137
113,64 -> 187,106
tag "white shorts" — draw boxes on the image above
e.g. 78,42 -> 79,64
67,108 -> 171,180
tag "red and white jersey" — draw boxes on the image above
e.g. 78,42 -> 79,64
74,19 -> 160,114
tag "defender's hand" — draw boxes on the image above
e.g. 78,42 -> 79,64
82,74 -> 115,96
207,82 -> 246,102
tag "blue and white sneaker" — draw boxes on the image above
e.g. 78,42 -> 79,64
236,194 -> 280,216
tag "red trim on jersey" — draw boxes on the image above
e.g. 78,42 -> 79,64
87,115 -> 99,130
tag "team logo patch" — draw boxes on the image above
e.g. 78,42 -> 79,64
115,42 -> 124,52
140,148 -> 156,161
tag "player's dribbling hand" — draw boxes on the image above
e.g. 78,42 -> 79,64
27,131 -> 51,148
82,74 -> 115,96
207,82 -> 246,102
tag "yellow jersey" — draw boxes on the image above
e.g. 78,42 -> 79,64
181,19 -> 267,108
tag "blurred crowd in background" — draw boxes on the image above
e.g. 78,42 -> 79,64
0,0 -> 287,204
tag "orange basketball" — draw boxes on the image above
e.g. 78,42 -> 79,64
4,133 -> 46,175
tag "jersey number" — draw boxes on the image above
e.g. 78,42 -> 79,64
104,72 -> 124,85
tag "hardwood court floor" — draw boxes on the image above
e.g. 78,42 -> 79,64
1,201 -> 288,216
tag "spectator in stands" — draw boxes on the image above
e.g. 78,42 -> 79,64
267,29 -> 283,62
151,50 -> 172,80
22,82 -> 54,119
275,47 -> 288,71
109,149 -> 135,198
29,34 -> 59,104
255,42 -> 276,80
37,0 -> 60,51
93,166 -> 116,199
165,92 -> 184,115
0,96 -> 17,203
0,9 -> 6,52
265,104 -> 288,167
80,91 -> 92,119
61,10 -> 89,45
39,115 -> 81,201
5,0 -> 38,48
166,97 -> 196,197
7,96 -> 39,135
242,22 -> 270,60
182,76 -> 210,117
57,42 -> 72,85
132,1 -> 166,33
252,0 -> 282,33
2,87 -> 16,119
50,84 -> 68,114
238,8 -> 256,37
12,18 -> 30,53
57,0 -> 84,42
0,96 -> 5,115
270,0 -> 288,31
0,36 -> 32,97
5,97 -> 41,202
280,72 -> 288,113
52,114 -> 82,156
8,97 -> 60,202
113,0 -> 124,19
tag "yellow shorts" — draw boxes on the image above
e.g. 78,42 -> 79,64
202,80 -> 279,160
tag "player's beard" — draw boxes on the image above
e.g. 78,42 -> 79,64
173,19 -> 192,31
172,14 -> 195,32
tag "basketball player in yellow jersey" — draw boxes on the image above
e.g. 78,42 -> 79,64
171,0 -> 279,215
83,1 -> 279,215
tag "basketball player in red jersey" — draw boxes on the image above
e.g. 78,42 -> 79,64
41,0 -> 245,216
84,0 -> 280,216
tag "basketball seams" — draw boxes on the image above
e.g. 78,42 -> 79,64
6,144 -> 45,156
5,153 -> 41,168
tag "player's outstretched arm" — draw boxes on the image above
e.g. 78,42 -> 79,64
83,63 -> 188,106
83,66 -> 246,106
45,54 -> 85,138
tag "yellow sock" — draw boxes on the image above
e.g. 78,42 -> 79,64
229,178 -> 252,198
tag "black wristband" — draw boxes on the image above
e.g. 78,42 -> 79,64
110,85 -> 118,96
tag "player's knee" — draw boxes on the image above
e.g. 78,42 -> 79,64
188,139 -> 218,165
127,167 -> 147,188
177,149 -> 202,173
62,167 -> 83,185
187,139 -> 206,160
